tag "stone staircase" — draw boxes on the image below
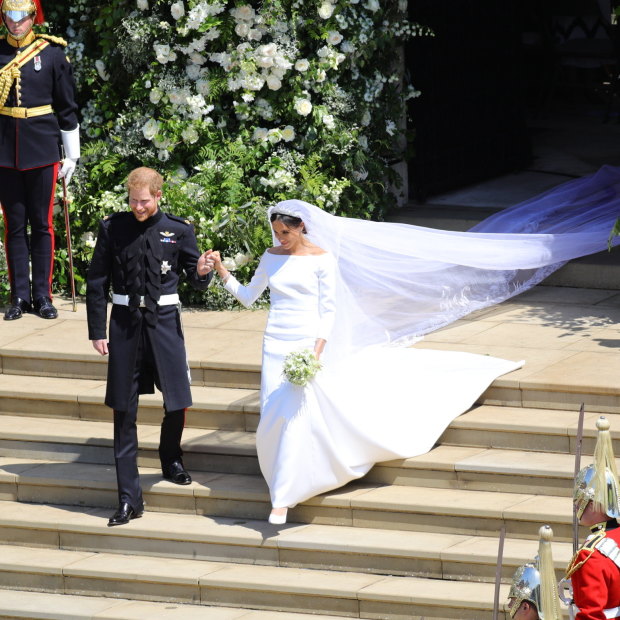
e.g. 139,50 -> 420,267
1,300 -> 619,619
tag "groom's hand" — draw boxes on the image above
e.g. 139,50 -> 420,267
197,251 -> 214,277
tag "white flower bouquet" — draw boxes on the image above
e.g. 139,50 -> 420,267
283,349 -> 322,386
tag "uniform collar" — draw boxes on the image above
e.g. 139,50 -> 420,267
6,29 -> 35,48
590,518 -> 619,534
139,209 -> 164,229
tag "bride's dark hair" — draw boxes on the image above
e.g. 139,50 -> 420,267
270,212 -> 307,233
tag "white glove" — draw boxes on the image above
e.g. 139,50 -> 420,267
59,125 -> 80,185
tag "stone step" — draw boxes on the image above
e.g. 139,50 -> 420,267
0,501 -> 575,584
0,544 -> 511,619
0,588 -> 346,620
0,374 -> 260,431
0,307 -> 264,389
0,411 -> 615,495
0,457 -> 576,541
0,414 -> 260,476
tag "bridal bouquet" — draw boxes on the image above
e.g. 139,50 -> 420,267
282,349 -> 322,386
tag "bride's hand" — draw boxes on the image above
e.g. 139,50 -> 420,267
207,250 -> 222,267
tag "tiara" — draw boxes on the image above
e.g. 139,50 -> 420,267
267,201 -> 304,220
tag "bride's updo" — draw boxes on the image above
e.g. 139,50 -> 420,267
270,212 -> 307,233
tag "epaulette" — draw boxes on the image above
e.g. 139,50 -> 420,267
36,33 -> 68,47
565,529 -> 607,578
167,213 -> 193,226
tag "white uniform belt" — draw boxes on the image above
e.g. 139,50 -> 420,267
112,293 -> 179,307
573,605 -> 620,619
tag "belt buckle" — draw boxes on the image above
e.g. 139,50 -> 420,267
12,107 -> 26,119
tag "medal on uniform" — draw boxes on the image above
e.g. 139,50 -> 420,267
161,261 -> 172,275
34,56 -> 42,71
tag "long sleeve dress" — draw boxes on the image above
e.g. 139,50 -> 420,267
223,249 -> 522,509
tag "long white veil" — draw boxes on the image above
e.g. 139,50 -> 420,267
270,165 -> 620,365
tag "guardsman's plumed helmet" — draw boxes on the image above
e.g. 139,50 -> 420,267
507,526 -> 562,619
574,416 -> 620,521
1,0 -> 44,33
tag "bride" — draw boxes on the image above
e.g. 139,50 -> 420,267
205,165 -> 620,524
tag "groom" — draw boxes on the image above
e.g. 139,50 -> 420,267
86,167 -> 213,526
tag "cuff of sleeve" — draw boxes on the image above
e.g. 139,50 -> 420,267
61,125 -> 81,160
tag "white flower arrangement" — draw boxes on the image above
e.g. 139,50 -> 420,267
282,349 -> 322,386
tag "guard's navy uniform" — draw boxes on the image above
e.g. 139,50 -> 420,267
0,32 -> 78,303
86,209 -> 212,511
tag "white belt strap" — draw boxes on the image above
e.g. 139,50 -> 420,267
597,537 -> 620,569
112,293 -> 179,307
572,604 -> 620,618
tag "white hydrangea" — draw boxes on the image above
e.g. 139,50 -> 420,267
171,1 -> 185,20
294,97 -> 312,116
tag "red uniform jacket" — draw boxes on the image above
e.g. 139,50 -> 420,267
571,521 -> 620,620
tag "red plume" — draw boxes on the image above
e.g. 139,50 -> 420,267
33,0 -> 44,24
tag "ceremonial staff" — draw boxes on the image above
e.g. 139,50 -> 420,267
62,177 -> 77,312
492,524 -> 506,620
572,403 -> 585,555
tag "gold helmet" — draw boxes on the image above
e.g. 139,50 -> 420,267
507,526 -> 562,619
1,0 -> 44,26
574,416 -> 620,520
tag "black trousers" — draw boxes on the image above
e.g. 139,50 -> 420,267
0,164 -> 58,302
113,324 -> 186,511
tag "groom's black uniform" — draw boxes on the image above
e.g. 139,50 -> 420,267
86,209 -> 211,514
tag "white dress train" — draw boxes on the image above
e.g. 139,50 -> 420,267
224,250 -> 522,509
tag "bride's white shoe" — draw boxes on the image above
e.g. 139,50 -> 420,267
268,508 -> 288,524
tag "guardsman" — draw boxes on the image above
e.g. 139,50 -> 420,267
0,0 -> 79,320
507,525 -> 562,620
561,416 -> 620,619
86,167 -> 213,526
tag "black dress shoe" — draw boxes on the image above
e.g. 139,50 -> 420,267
4,297 -> 31,321
33,296 -> 58,319
107,502 -> 143,527
162,460 -> 192,485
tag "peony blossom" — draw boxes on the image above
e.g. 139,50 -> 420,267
327,31 -> 343,45
318,2 -> 334,19
295,59 -> 310,72
281,125 -> 295,142
266,75 -> 282,90
294,97 -> 312,116
142,118 -> 159,140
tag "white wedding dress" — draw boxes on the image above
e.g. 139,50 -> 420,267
224,250 -> 522,509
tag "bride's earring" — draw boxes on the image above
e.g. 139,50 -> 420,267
268,507 -> 288,525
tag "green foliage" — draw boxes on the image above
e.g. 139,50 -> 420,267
0,0 -> 428,308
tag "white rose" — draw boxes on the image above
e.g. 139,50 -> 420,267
341,41 -> 355,54
266,75 -> 282,90
196,79 -> 210,96
258,43 -> 277,57
255,55 -> 274,69
327,31 -> 342,45
190,52 -> 206,65
158,150 -> 170,162
252,127 -> 269,141
365,0 -> 380,11
235,22 -> 250,37
171,1 -> 185,20
231,5 -> 255,21
182,126 -> 199,144
294,98 -> 312,116
137,0 -> 148,10
322,114 -> 335,129
149,88 -> 163,104
318,2 -> 334,19
248,28 -> 263,41
295,59 -> 310,72
186,63 -> 200,80
95,59 -> 109,81
234,252 -> 252,267
222,257 -> 237,271
81,232 -> 96,248
281,125 -> 295,142
154,43 -> 171,64
142,118 -> 159,140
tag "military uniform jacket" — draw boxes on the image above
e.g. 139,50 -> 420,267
0,35 -> 78,170
86,210 -> 212,412
570,521 -> 620,619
